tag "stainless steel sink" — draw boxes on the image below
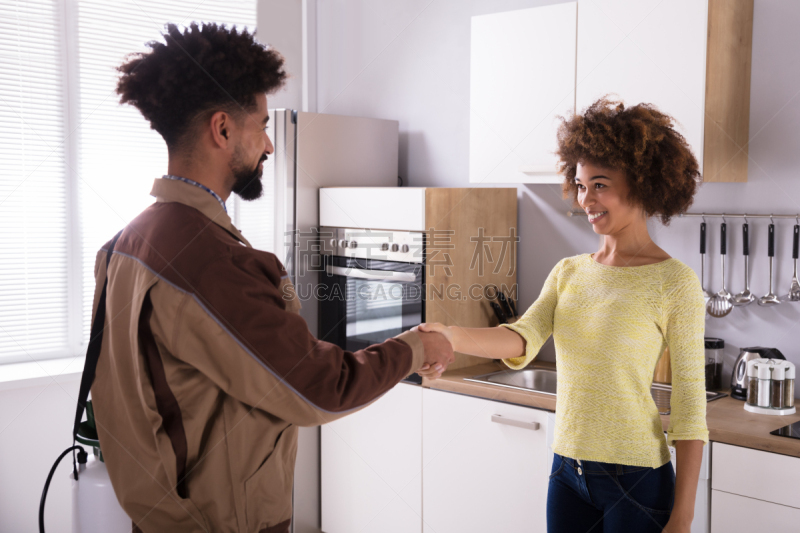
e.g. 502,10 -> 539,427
465,368 -> 727,415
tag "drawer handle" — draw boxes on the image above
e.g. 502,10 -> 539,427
491,414 -> 540,431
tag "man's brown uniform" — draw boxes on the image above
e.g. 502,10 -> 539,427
91,177 -> 425,532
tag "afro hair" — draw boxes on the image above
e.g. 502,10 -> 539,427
116,22 -> 286,150
557,97 -> 701,226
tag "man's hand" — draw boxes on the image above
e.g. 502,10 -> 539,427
414,327 -> 454,380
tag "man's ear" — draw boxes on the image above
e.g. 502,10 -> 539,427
209,111 -> 232,149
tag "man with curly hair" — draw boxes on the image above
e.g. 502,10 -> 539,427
418,98 -> 708,533
88,23 -> 453,533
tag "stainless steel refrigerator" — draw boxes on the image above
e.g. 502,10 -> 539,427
232,109 -> 399,533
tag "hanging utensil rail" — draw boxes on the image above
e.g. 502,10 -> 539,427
567,211 -> 800,220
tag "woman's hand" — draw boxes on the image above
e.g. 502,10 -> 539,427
415,323 -> 453,379
662,515 -> 691,533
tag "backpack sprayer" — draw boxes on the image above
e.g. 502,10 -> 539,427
38,231 -> 130,532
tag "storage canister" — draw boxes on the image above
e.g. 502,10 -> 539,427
786,362 -> 795,409
704,338 -> 724,390
746,359 -> 760,406
757,362 -> 772,408
771,363 -> 786,409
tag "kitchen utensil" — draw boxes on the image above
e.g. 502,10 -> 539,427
489,301 -> 507,324
700,222 -> 713,303
707,222 -> 733,317
496,292 -> 514,319
506,292 -> 518,317
759,224 -> 781,306
781,224 -> 800,302
730,346 -> 786,400
733,222 -> 755,306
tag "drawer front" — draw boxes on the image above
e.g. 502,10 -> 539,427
712,442 -> 800,508
711,490 -> 800,532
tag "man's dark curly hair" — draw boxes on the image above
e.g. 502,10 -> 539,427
556,97 -> 701,226
117,22 -> 286,150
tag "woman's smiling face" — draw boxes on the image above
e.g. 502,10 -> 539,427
574,162 -> 643,235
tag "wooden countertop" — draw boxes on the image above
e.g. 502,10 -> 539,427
423,362 -> 800,459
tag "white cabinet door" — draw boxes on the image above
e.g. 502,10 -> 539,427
422,389 -> 550,533
575,0 -> 708,169
321,383 -> 422,533
711,442 -> 800,509
469,3 -> 577,184
711,490 -> 800,532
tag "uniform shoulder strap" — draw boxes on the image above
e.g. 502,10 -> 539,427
72,230 -> 123,441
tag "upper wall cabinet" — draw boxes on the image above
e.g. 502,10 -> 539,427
470,0 -> 754,184
469,2 -> 577,184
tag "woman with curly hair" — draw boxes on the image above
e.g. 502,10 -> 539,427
418,98 -> 707,533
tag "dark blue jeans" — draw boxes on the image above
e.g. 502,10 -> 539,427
547,453 -> 675,533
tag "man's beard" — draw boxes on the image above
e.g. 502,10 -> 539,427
230,146 -> 267,201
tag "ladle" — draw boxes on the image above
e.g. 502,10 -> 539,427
733,221 -> 755,306
759,223 -> 781,306
700,221 -> 713,304
707,221 -> 733,317
781,223 -> 800,302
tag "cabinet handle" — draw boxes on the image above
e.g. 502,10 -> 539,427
491,414 -> 540,431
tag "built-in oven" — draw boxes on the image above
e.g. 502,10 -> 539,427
318,227 -> 425,382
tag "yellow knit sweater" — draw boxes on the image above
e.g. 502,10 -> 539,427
502,253 -> 709,468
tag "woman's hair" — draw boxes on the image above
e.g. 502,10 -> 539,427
117,22 -> 286,151
556,97 -> 701,226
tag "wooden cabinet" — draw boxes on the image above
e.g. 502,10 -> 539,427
710,442 -> 800,531
421,389 -> 551,533
470,0 -> 754,184
469,2 -> 577,184
321,383 -> 422,533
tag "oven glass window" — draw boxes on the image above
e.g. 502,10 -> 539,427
319,257 -> 424,352
347,278 -> 412,346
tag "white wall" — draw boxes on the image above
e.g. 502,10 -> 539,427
0,376 -> 81,533
314,0 -> 800,380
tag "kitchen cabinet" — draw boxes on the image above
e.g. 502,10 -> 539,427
576,0 -> 754,183
321,382 -> 422,533
469,2 -> 577,184
470,0 -> 753,184
421,388 -> 550,533
711,491 -> 800,532
710,442 -> 800,531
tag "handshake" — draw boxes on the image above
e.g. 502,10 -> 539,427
411,323 -> 454,380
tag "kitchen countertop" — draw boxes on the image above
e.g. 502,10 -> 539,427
422,361 -> 800,459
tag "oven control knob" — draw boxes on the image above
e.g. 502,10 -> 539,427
401,244 -> 409,253
329,239 -> 336,247
390,243 -> 399,252
349,240 -> 358,249
339,240 -> 348,248
381,243 -> 389,251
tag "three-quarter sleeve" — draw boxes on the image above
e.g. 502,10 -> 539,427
662,267 -> 709,446
499,259 -> 561,370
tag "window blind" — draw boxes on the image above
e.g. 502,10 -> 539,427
0,0 -> 70,364
76,0 -> 257,340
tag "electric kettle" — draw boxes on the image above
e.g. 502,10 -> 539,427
731,347 -> 786,400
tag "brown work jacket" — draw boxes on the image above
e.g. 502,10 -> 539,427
91,177 -> 424,533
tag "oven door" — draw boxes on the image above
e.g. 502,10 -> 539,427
319,255 -> 424,353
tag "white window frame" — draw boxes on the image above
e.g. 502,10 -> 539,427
1,0 -> 257,366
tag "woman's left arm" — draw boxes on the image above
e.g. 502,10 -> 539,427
661,267 -> 710,531
665,439 -> 703,532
